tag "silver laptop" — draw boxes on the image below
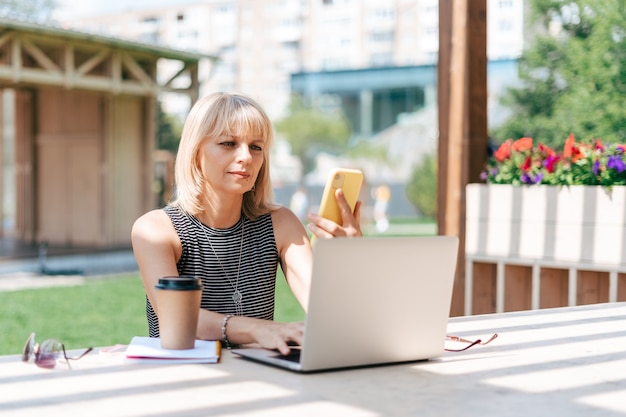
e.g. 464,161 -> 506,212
232,235 -> 459,372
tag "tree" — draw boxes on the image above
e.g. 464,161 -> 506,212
493,0 -> 626,148
156,104 -> 183,153
154,104 -> 182,206
0,0 -> 57,22
274,95 -> 351,173
405,152 -> 437,219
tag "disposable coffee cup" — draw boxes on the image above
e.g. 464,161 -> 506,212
155,276 -> 202,350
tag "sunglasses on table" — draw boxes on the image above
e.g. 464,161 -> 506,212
22,332 -> 93,369
444,333 -> 498,352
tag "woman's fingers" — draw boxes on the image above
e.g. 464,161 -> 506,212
307,188 -> 362,239
253,321 -> 304,355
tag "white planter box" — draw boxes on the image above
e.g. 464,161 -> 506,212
466,184 -> 626,265
465,184 -> 626,314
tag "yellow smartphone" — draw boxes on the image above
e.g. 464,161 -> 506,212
317,168 -> 364,226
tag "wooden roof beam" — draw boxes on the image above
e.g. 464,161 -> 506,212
21,37 -> 60,73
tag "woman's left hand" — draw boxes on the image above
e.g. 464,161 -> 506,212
307,188 -> 362,239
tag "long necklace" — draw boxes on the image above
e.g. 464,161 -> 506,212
187,213 -> 245,316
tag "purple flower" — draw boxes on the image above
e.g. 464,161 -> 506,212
593,159 -> 601,175
521,173 -> 540,184
607,155 -> 626,173
543,154 -> 560,173
521,172 -> 543,184
480,171 -> 488,181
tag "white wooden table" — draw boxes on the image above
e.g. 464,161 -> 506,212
2,302 -> 625,417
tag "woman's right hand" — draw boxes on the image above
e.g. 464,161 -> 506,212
307,188 -> 362,239
197,308 -> 304,355
251,320 -> 305,355
224,316 -> 304,355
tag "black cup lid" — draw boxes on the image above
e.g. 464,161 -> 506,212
155,276 -> 202,291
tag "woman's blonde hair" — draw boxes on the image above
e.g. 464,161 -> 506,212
171,92 -> 276,219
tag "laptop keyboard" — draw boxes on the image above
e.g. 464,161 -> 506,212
275,349 -> 301,363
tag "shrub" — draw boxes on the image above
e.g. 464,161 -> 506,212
406,152 -> 437,218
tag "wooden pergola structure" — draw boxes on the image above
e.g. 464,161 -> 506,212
437,1 -> 488,316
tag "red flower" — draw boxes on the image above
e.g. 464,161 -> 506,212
571,145 -> 585,162
512,137 -> 533,152
494,139 -> 512,161
538,143 -> 555,156
595,139 -> 605,151
544,154 -> 560,173
521,156 -> 532,171
563,133 -> 576,158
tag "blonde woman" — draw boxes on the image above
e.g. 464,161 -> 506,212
131,92 -> 362,355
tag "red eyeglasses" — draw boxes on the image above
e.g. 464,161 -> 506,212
445,333 -> 498,352
22,332 -> 93,369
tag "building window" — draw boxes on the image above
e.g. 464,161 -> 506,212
177,13 -> 184,22
369,52 -> 393,67
140,32 -> 160,44
498,19 -> 513,32
323,0 -> 333,5
370,31 -> 394,42
217,4 -> 233,13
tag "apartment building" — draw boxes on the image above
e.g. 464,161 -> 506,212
60,0 -> 525,121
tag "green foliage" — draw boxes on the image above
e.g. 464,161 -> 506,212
156,104 -> 183,152
274,95 -> 352,173
493,0 -> 626,148
406,152 -> 437,219
0,0 -> 57,22
344,139 -> 388,161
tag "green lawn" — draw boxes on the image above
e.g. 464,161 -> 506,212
0,272 -> 304,356
2,219 -> 434,356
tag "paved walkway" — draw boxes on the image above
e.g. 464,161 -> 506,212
0,248 -> 139,292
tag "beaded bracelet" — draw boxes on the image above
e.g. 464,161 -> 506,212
221,314 -> 234,349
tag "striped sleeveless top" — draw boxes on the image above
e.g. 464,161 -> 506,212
146,205 -> 279,337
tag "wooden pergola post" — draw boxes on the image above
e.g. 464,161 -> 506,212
438,0 -> 488,316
